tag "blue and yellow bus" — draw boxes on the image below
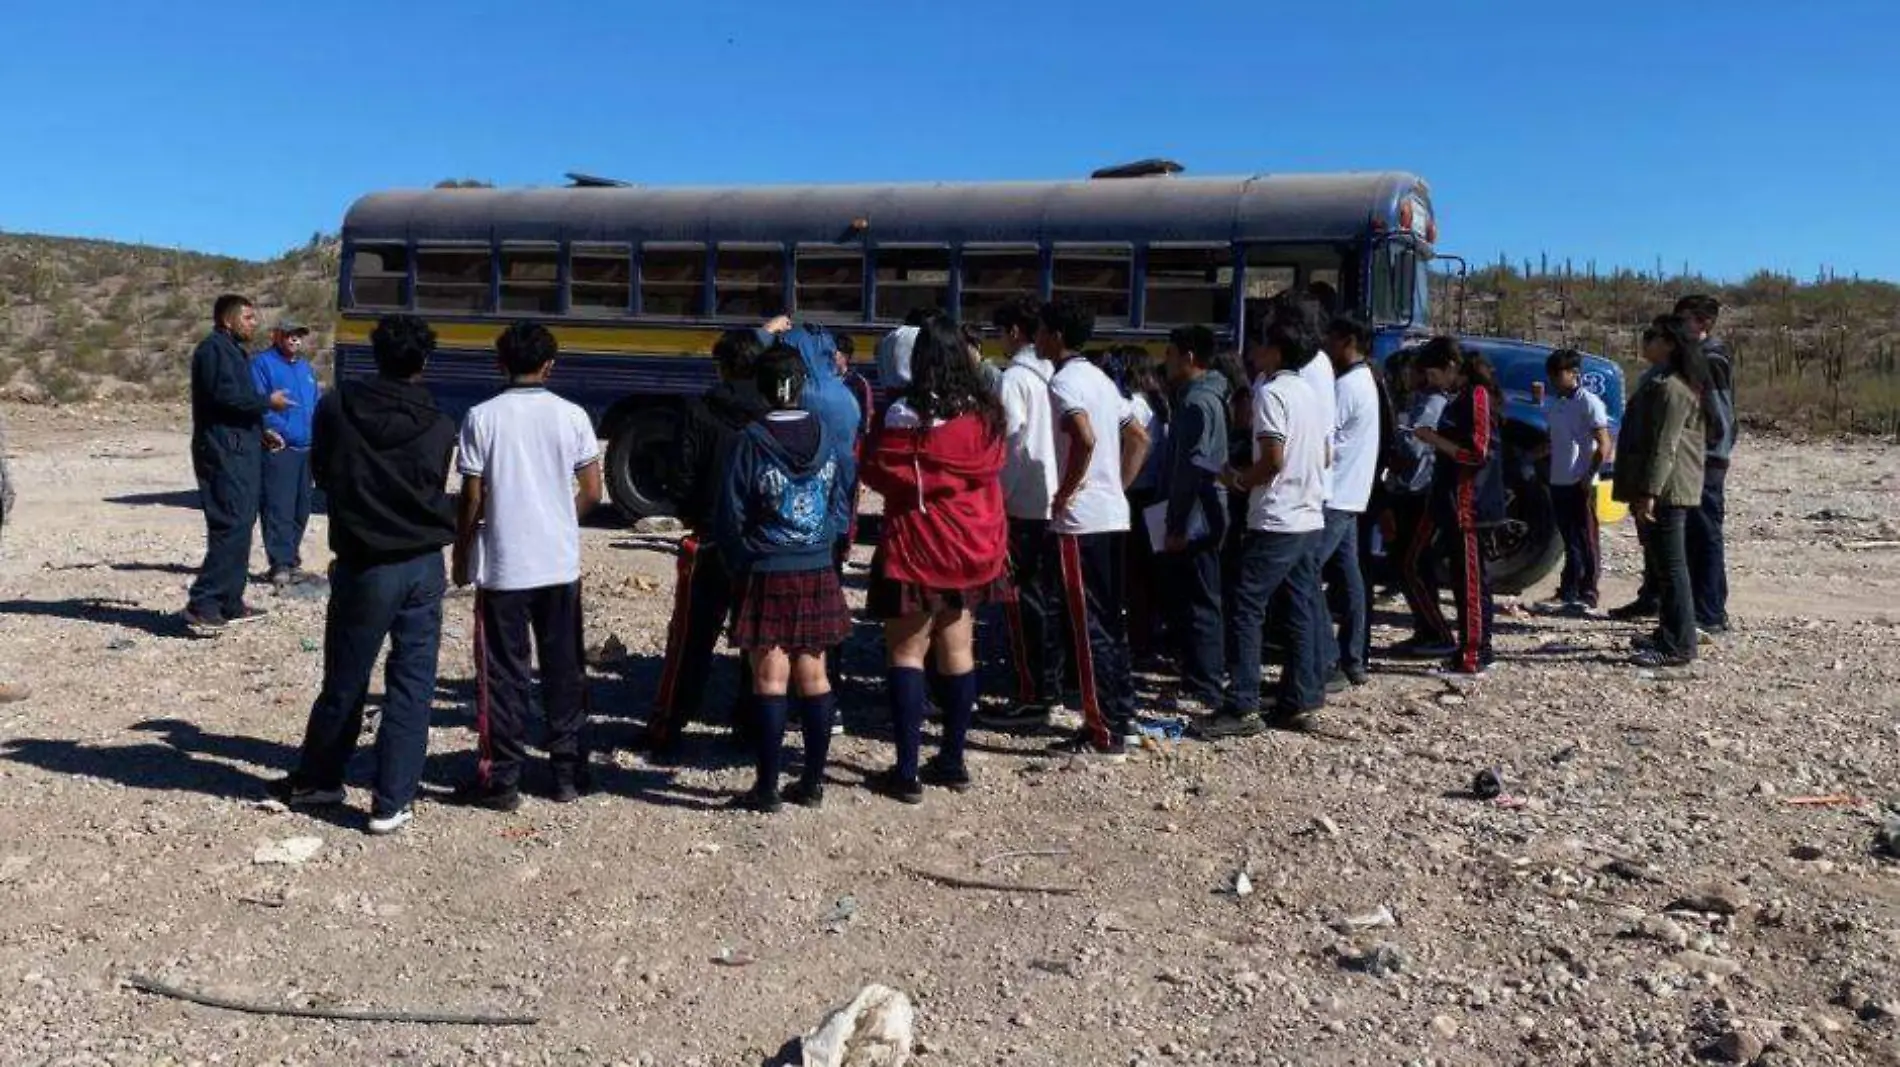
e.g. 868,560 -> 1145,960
335,167 -> 1622,590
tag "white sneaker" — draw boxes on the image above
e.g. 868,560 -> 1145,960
367,807 -> 414,836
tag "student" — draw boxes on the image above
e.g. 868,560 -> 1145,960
714,345 -> 854,812
1318,314 -> 1383,687
275,315 -> 457,834
985,295 -> 1065,727
184,294 -> 290,630
1159,324 -> 1229,714
1674,295 -> 1735,636
1044,298 -> 1149,758
1612,315 -> 1712,667
1268,297 -> 1337,692
452,321 -> 604,810
1411,339 -> 1505,676
1387,357 -> 1454,656
250,319 -> 323,586
1539,348 -> 1613,611
861,314 -> 1009,803
645,329 -> 769,759
1118,347 -> 1171,665
1199,315 -> 1327,737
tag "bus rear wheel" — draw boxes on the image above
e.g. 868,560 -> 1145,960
605,406 -> 681,521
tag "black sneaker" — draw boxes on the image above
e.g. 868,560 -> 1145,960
1387,636 -> 1457,659
551,775 -> 590,805
920,758 -> 972,793
450,781 -> 523,812
1045,730 -> 1130,764
1192,711 -> 1266,740
268,568 -> 294,588
268,777 -> 345,808
224,604 -> 271,625
1344,667 -> 1371,687
1606,599 -> 1658,621
1324,670 -> 1351,695
869,769 -> 925,805
977,702 -> 1056,730
181,606 -> 226,631
729,785 -> 783,814
1266,707 -> 1322,733
1630,649 -> 1693,669
783,780 -> 826,809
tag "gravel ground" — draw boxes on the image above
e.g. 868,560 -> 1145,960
1,402 -> 1897,1067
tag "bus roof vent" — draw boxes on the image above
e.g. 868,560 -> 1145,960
565,172 -> 634,188
1089,158 -> 1185,180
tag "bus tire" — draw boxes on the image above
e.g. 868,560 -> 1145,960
604,406 -> 681,521
1484,464 -> 1561,596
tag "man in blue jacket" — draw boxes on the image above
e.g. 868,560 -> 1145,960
185,295 -> 289,630
251,319 -> 323,585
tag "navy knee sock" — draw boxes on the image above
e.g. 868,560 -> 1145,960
796,691 -> 836,792
938,670 -> 977,773
889,667 -> 926,783
753,694 -> 788,796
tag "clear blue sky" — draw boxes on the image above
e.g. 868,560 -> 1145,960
2,0 -> 1894,280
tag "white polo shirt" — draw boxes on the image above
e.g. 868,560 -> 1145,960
457,387 -> 600,592
998,347 -> 1058,521
1248,370 -> 1326,534
1049,355 -> 1132,536
1329,361 -> 1383,513
1299,352 -> 1338,503
1546,388 -> 1610,486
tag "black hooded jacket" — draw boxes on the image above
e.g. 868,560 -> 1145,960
671,380 -> 770,534
311,377 -> 458,565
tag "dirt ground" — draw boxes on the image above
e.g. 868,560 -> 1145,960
1,402 -> 1897,1067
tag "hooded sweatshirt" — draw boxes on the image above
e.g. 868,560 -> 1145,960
671,380 -> 770,534
311,377 -> 457,565
863,401 -> 1008,591
714,413 -> 849,574
776,325 -> 863,480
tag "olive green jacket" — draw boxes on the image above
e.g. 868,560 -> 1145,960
1612,370 -> 1706,509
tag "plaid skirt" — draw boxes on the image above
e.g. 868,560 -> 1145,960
866,562 -> 1016,621
730,567 -> 852,653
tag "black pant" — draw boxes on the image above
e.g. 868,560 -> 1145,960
651,538 -> 740,744
1003,517 -> 1065,707
260,447 -> 314,573
1549,482 -> 1601,606
1645,505 -> 1697,658
475,580 -> 589,791
1056,531 -> 1132,744
1686,465 -> 1729,628
1165,542 -> 1224,705
187,428 -> 262,618
293,553 -> 445,817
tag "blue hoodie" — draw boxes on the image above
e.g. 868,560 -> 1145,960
714,415 -> 851,574
777,325 -> 862,479
250,345 -> 321,447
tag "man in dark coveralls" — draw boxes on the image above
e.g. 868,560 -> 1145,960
183,294 -> 289,630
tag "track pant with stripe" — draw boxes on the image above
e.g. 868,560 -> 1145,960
1421,481 -> 1495,672
1549,482 -> 1601,606
1398,504 -> 1453,645
1002,517 -> 1065,708
649,537 -> 739,745
475,580 -> 589,791
1056,531 -> 1133,747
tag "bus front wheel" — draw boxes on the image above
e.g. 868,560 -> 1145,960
1484,465 -> 1561,596
605,406 -> 681,521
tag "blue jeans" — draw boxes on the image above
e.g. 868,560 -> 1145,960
1686,465 -> 1728,628
292,553 -> 446,817
261,447 -> 314,572
1317,508 -> 1368,677
1227,529 -> 1322,715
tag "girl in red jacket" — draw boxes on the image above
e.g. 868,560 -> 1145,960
862,314 -> 1010,803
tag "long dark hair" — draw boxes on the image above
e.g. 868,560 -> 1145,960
1119,345 -> 1171,427
1643,313 -> 1718,428
1415,336 -> 1501,426
904,313 -> 1004,437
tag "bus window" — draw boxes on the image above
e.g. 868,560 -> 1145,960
1053,246 -> 1131,326
349,243 -> 409,309
499,245 -> 561,315
1144,245 -> 1234,327
641,245 -> 707,319
414,246 -> 493,313
569,244 -> 631,315
795,247 -> 865,319
1243,248 -> 1297,303
959,247 -> 1040,326
874,247 -> 951,321
715,246 -> 785,319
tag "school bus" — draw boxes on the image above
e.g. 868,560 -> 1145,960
334,167 -> 1623,591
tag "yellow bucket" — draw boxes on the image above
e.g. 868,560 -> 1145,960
1596,481 -> 1629,524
